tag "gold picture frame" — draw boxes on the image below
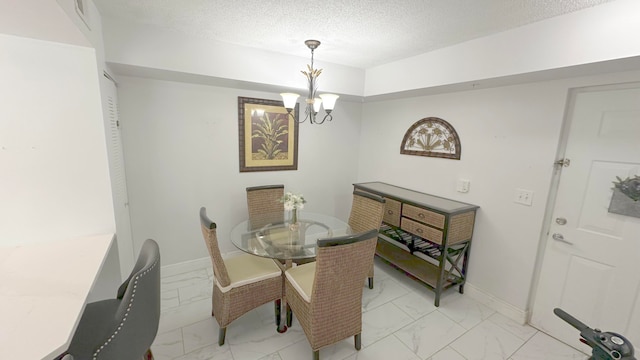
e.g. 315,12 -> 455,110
238,97 -> 299,172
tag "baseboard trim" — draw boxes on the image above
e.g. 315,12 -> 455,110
464,283 -> 529,325
161,257 -> 210,277
161,250 -> 246,277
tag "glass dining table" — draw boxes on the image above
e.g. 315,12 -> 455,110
230,212 -> 351,264
230,211 -> 351,332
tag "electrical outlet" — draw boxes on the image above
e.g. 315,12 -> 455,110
457,179 -> 470,193
514,189 -> 534,206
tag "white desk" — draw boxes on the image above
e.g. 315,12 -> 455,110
0,234 -> 114,360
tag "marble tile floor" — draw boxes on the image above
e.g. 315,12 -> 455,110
152,257 -> 589,360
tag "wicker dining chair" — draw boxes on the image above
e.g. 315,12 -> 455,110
348,190 -> 385,289
199,207 -> 283,345
246,184 -> 285,229
284,229 -> 379,360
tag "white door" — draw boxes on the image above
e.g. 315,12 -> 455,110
531,84 -> 640,352
103,74 -> 135,278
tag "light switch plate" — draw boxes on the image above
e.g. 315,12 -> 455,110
457,179 -> 470,193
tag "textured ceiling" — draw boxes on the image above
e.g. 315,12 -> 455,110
94,0 -> 617,69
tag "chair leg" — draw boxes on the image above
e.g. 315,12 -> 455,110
275,299 -> 281,326
286,304 -> 292,327
368,277 -> 373,289
355,333 -> 361,350
211,283 -> 216,317
313,350 -> 320,360
218,327 -> 227,346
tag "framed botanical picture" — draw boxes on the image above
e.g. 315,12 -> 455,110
238,97 -> 299,172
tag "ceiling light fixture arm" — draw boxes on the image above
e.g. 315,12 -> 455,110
280,40 -> 339,125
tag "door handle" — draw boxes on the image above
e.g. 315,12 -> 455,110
555,217 -> 567,225
552,233 -> 573,245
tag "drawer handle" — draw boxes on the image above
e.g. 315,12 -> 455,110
418,213 -> 425,218
387,210 -> 393,215
416,228 -> 423,234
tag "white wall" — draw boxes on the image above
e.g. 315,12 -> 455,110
0,33 -> 115,246
357,69 -> 640,313
0,1 -> 123,299
364,0 -> 640,96
50,0 -> 139,276
101,19 -> 365,97
0,0 -> 89,47
98,0 -> 640,100
116,77 -> 362,265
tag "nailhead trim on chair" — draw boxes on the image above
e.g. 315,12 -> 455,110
92,259 -> 158,360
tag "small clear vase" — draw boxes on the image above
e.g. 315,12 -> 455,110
289,208 -> 299,231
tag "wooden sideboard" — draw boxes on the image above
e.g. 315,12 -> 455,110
353,182 -> 479,306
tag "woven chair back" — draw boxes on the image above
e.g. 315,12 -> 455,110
348,191 -> 385,233
309,230 -> 378,341
199,207 -> 231,287
246,185 -> 285,229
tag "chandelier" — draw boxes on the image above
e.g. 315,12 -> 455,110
281,40 -> 339,125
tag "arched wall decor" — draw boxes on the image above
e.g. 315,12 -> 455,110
400,117 -> 461,160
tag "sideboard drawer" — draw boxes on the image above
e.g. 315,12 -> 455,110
402,204 -> 445,229
401,217 -> 443,244
383,198 -> 402,227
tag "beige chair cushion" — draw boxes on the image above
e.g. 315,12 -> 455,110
285,262 -> 316,302
214,254 -> 281,293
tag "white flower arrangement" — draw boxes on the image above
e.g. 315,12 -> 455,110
281,192 -> 306,211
